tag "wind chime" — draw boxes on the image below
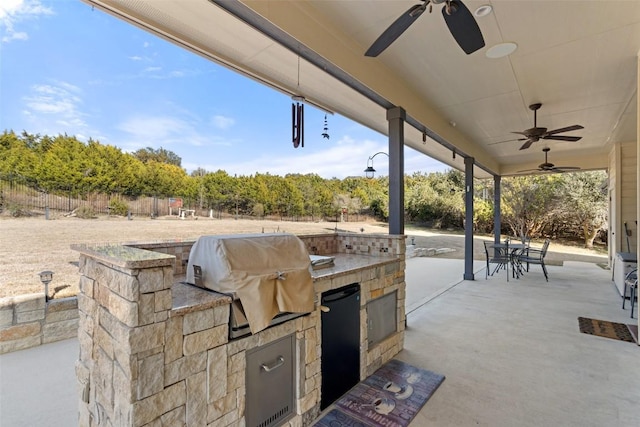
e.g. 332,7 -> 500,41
321,114 -> 330,139
291,55 -> 330,147
292,55 -> 304,148
292,98 -> 304,148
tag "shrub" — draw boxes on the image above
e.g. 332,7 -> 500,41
108,199 -> 129,216
75,205 -> 97,219
5,202 -> 31,217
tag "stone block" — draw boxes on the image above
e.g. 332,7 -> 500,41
107,290 -> 139,327
114,345 -> 138,380
304,328 -> 317,364
79,275 -> 95,298
207,392 -> 237,424
113,363 -> 135,422
13,294 -> 45,312
98,265 -> 139,301
16,309 -> 45,323
164,316 -> 183,364
207,345 -> 227,402
164,352 -> 207,387
98,307 -> 128,346
94,347 -> 114,419
138,293 -> 155,326
183,325 -> 227,356
183,309 -> 214,335
133,381 -> 186,427
0,335 -> 41,354
130,323 -> 165,355
77,293 -> 97,318
155,289 -> 172,312
186,371 -> 207,426
47,297 -> 78,312
0,321 -> 41,341
137,352 -> 165,400
155,311 -> 168,323
213,305 -> 229,327
0,308 -> 13,328
208,407 -> 239,427
297,388 -> 318,414
138,268 -> 165,294
228,351 -> 245,374
45,307 -> 79,323
142,405 -> 185,427
43,318 -> 78,344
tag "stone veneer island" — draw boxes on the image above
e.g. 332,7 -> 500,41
73,232 -> 406,426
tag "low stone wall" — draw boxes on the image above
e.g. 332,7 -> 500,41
0,294 -> 79,354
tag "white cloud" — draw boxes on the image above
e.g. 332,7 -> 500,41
23,81 -> 88,128
117,115 -> 233,150
212,115 -> 235,130
0,0 -> 53,43
194,135 -> 386,179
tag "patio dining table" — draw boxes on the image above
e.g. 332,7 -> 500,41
490,242 -> 526,279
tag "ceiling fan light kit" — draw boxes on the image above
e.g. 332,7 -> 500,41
486,42 -> 517,59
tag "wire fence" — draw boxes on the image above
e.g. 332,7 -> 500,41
0,179 -> 368,222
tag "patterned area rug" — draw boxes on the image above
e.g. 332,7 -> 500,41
578,317 -> 637,343
313,359 -> 445,427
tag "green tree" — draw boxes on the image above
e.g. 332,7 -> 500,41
556,171 -> 607,248
133,147 -> 182,167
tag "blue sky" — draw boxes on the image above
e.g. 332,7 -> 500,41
0,0 -> 448,179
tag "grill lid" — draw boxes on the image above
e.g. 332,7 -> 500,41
186,233 -> 314,333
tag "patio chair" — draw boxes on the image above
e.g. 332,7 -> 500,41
517,238 -> 551,282
622,268 -> 637,318
483,241 -> 511,281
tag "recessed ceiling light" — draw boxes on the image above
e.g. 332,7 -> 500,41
486,42 -> 518,59
474,5 -> 493,17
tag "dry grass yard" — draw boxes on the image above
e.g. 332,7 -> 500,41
0,215 -> 607,300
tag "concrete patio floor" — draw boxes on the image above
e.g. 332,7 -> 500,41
1,257 -> 637,426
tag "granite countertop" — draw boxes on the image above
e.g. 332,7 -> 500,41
170,253 -> 399,314
171,281 -> 232,316
310,253 -> 398,280
71,243 -> 175,269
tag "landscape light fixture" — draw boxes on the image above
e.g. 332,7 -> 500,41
39,270 -> 54,302
364,152 -> 389,179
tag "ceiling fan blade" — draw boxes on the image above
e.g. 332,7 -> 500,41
542,135 -> 582,142
545,125 -> 584,135
365,3 -> 427,57
488,137 -> 527,145
519,139 -> 536,150
441,0 -> 485,54
554,166 -> 581,171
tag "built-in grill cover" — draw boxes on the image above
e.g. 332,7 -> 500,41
186,233 -> 315,334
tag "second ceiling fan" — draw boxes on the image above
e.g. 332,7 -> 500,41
494,103 -> 584,150
518,148 -> 581,173
365,0 -> 485,57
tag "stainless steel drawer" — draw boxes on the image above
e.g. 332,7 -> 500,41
245,334 -> 295,427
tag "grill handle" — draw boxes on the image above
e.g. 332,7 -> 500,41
260,356 -> 284,372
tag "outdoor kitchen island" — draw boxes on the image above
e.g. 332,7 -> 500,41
73,232 -> 406,427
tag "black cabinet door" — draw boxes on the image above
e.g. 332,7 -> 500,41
320,283 -> 360,410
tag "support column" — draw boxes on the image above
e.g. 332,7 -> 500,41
387,107 -> 405,235
493,174 -> 502,243
464,157 -> 475,280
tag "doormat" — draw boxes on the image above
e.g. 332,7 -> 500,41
578,317 -> 637,343
314,359 -> 445,427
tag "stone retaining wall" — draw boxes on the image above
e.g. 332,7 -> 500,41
0,294 -> 79,354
